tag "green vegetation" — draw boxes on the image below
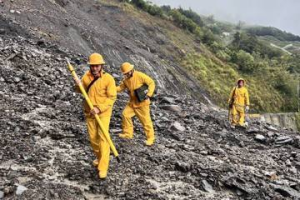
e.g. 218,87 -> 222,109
123,0 -> 218,45
231,32 -> 283,59
246,26 -> 300,42
119,0 -> 299,113
181,52 -> 296,112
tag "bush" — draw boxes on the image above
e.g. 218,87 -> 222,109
234,50 -> 255,73
178,8 -> 204,27
147,5 -> 163,17
246,26 -> 300,42
216,50 -> 231,61
131,0 -> 148,10
231,32 -> 282,59
169,9 -> 204,34
201,28 -> 215,45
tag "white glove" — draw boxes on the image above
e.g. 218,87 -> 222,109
245,106 -> 250,112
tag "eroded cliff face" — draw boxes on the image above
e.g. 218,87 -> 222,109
1,1 -> 300,199
0,0 -> 211,103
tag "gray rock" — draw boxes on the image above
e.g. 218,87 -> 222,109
272,184 -> 300,198
275,136 -> 293,144
170,121 -> 185,132
201,180 -> 214,193
267,131 -> 275,137
13,77 -> 21,83
266,125 -> 278,132
246,127 -> 259,134
159,105 -> 182,113
0,191 -> 4,199
175,162 -> 190,172
16,184 -> 27,195
160,97 -> 175,104
255,134 -> 266,142
170,132 -> 183,141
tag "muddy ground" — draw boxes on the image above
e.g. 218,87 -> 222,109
0,1 -> 300,200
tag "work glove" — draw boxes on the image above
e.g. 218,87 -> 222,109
245,106 -> 250,113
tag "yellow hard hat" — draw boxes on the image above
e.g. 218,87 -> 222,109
121,62 -> 134,74
237,78 -> 246,84
88,53 -> 105,65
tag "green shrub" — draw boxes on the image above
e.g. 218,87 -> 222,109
147,5 -> 163,16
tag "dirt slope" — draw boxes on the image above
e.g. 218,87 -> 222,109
0,0 -> 211,103
0,1 -> 300,200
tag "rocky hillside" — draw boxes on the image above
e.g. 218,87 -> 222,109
1,0 -> 300,200
0,0 -> 212,103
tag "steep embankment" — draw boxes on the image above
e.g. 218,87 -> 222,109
0,0 -> 211,103
2,0 -> 298,113
1,33 -> 300,199
0,33 -> 300,199
1,1 -> 300,200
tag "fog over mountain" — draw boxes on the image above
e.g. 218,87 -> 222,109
150,0 -> 300,36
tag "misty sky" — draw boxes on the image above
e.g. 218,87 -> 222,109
149,0 -> 300,36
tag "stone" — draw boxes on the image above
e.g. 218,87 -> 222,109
275,136 -> 293,144
13,77 -> 21,83
16,185 -> 27,195
0,191 -> 4,199
272,184 -> 300,198
175,162 -> 190,172
255,134 -> 266,142
159,105 -> 182,113
170,132 -> 183,141
160,96 -> 175,104
266,125 -> 278,132
201,180 -> 214,193
170,121 -> 185,132
246,127 -> 259,134
267,131 -> 275,137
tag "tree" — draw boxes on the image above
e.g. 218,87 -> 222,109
234,50 -> 255,73
131,0 -> 148,10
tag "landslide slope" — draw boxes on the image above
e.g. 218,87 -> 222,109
1,1 -> 300,200
0,0 -> 211,103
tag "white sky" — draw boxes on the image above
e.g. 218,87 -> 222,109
149,0 -> 300,36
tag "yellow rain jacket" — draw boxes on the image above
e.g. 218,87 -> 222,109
228,78 -> 250,107
77,70 -> 117,117
117,70 -> 155,107
228,78 -> 250,126
117,70 -> 156,145
76,70 -> 116,174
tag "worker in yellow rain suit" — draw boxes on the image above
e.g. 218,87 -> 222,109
228,78 -> 250,128
75,53 -> 117,179
117,62 -> 156,146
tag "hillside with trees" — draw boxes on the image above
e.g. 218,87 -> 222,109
126,0 -> 300,112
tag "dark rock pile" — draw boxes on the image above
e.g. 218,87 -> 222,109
1,33 -> 300,199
